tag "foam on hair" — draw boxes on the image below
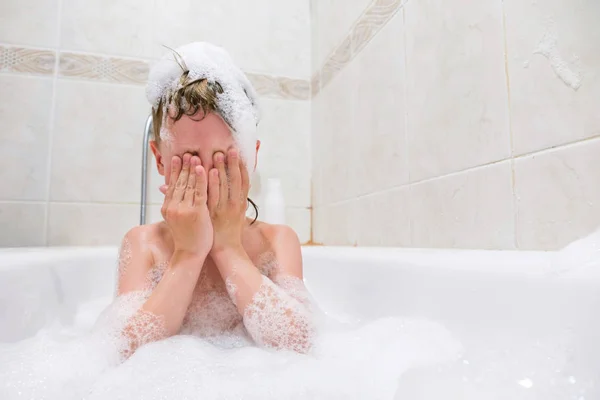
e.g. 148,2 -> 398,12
146,42 -> 260,163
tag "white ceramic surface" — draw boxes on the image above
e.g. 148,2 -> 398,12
1,246 -> 597,398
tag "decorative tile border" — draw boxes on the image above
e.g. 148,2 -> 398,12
59,52 -> 150,84
246,73 -> 310,100
0,45 -> 310,101
0,45 -> 55,75
312,0 -> 407,96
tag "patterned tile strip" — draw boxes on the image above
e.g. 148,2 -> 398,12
58,52 -> 311,100
312,0 -> 406,96
246,73 -> 310,101
59,52 -> 150,84
0,45 -> 55,75
0,45 -> 310,100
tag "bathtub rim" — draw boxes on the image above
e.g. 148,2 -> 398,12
0,245 -> 558,276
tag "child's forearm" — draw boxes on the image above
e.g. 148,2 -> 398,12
142,250 -> 206,333
211,247 -> 315,353
121,250 -> 206,358
211,246 -> 266,310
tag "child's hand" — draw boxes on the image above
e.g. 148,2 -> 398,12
207,149 -> 250,254
161,154 -> 213,256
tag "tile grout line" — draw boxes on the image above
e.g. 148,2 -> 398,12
42,0 -> 64,246
500,0 -> 519,250
513,133 -> 600,159
319,133 -> 600,208
401,6 -> 413,246
308,0 -> 314,239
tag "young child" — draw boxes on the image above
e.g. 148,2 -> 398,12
116,42 -> 314,358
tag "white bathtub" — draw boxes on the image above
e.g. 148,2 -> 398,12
0,246 -> 598,398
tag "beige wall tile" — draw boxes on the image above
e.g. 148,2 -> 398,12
0,76 -> 53,201
356,186 -> 411,247
320,36 -> 353,90
47,203 -> 138,246
410,161 -> 515,249
312,0 -> 372,70
353,11 -> 408,195
147,159 -> 165,205
314,58 -> 361,204
61,0 -> 154,58
256,98 -> 311,209
405,0 -> 510,181
0,202 -> 46,247
349,0 -> 404,57
50,80 -> 149,203
146,204 -> 163,225
313,201 -> 358,245
505,0 -> 600,155
310,0 -> 320,76
515,138 -> 600,250
153,0 -> 310,79
285,207 -> 311,244
0,0 -> 59,47
310,91 -> 326,207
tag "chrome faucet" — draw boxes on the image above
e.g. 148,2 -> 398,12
140,115 -> 153,225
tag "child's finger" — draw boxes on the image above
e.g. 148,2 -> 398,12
214,152 -> 228,206
173,153 -> 191,202
159,185 -> 168,195
183,156 -> 198,207
194,164 -> 208,207
208,168 -> 220,211
227,149 -> 241,202
165,156 -> 181,203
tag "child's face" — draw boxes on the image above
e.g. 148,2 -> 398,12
151,112 -> 257,186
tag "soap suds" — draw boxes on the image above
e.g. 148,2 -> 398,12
115,237 -> 132,293
0,272 -> 463,400
256,251 -> 279,277
119,309 -> 167,360
225,277 -> 238,306
146,42 -> 260,164
243,276 -> 315,354
145,262 -> 168,290
534,22 -> 582,90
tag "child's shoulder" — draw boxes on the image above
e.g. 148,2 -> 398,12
123,221 -> 168,244
255,221 -> 301,251
121,222 -> 171,262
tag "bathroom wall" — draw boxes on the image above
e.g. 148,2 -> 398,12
0,0 -> 311,246
311,0 -> 600,250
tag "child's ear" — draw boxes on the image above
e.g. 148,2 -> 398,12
150,140 -> 165,176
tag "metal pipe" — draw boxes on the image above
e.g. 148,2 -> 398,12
140,115 -> 153,225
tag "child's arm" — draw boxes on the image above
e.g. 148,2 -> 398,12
211,226 -> 314,354
208,149 -> 315,353
116,228 -> 207,358
116,154 -> 212,358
